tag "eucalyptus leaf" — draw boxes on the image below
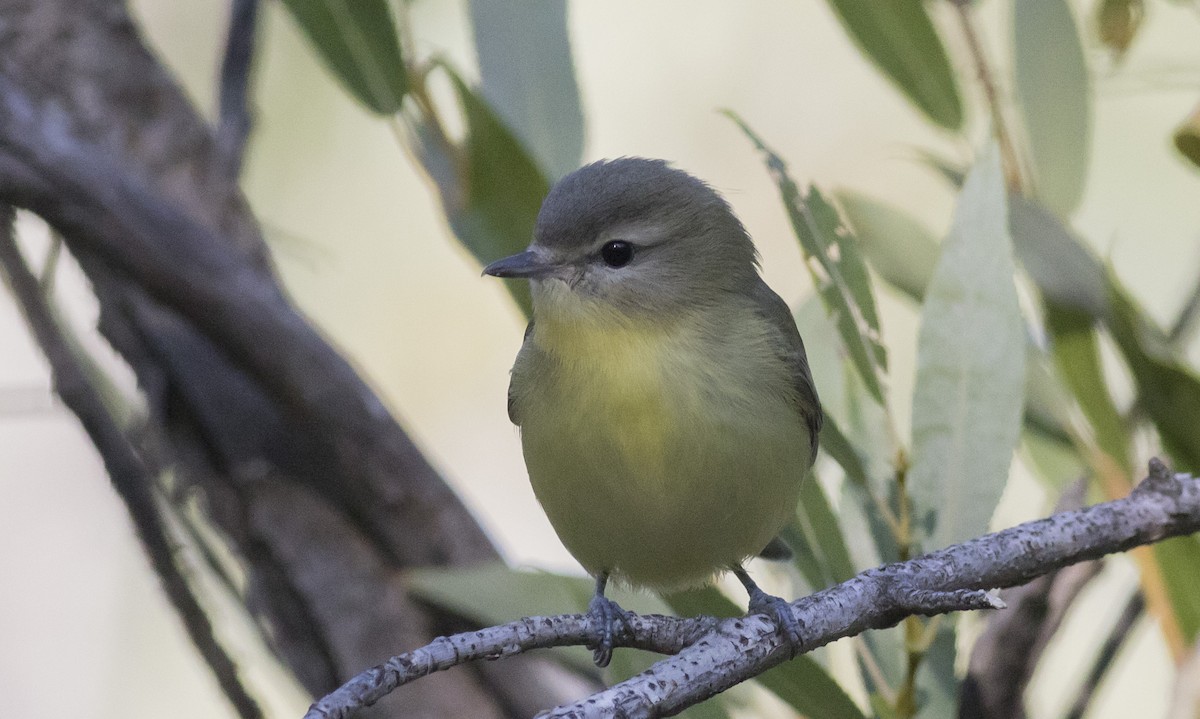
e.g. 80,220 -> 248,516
836,190 -> 940,302
1044,306 -> 1130,471
1174,103 -> 1200,170
820,415 -> 869,487
914,621 -> 957,718
408,64 -> 550,316
469,0 -> 584,179
824,0 -> 963,130
1013,0 -> 1091,217
280,0 -> 407,114
781,476 -> 857,590
1151,537 -> 1200,643
729,112 -> 888,404
1096,0 -> 1145,60
1008,195 -> 1108,317
908,145 -> 1026,550
1106,276 -> 1200,473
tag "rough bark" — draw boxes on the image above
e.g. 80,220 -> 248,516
0,1 -> 578,715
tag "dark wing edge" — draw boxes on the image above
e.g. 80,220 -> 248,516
507,320 -> 535,426
752,281 -> 823,465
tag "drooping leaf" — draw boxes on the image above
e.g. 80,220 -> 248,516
914,620 -> 957,718
795,293 -> 849,424
408,64 -> 550,316
1151,537 -> 1200,644
1174,103 -> 1200,170
1044,306 -> 1131,472
280,0 -> 407,114
823,0 -> 964,130
835,191 -> 940,302
1013,0 -> 1092,217
729,113 -> 888,404
908,145 -> 1026,550
1008,195 -> 1108,317
469,0 -> 584,179
780,476 -> 857,590
1007,195 -> 1126,471
820,415 -> 869,488
1106,276 -> 1200,474
1096,0 -> 1145,60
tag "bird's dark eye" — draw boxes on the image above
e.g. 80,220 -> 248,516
600,240 -> 634,268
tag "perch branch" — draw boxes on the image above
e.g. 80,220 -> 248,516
308,459 -> 1200,719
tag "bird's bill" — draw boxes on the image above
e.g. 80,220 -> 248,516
482,250 -> 561,279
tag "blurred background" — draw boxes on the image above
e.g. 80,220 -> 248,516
2,1 -> 1200,717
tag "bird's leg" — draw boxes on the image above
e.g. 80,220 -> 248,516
733,565 -> 804,656
586,571 -> 629,668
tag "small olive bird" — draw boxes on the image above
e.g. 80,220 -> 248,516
484,158 -> 822,666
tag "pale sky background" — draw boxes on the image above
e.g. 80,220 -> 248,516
2,1 -> 1199,717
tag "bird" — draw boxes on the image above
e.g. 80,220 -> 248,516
483,157 -> 822,666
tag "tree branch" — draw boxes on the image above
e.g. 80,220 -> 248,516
307,459 -> 1200,719
0,206 -> 263,719
216,0 -> 260,177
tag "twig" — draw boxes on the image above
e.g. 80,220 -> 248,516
1065,590 -> 1146,719
950,0 -> 1025,192
0,206 -> 263,719
216,0 -> 259,177
308,459 -> 1200,719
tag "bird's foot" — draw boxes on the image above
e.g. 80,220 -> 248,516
747,591 -> 805,654
735,566 -> 804,657
586,591 -> 629,668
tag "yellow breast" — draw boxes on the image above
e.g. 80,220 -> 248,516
509,286 -> 809,589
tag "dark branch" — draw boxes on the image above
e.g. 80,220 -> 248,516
307,459 -> 1200,719
0,207 -> 263,719
216,0 -> 259,177
1065,590 -> 1145,719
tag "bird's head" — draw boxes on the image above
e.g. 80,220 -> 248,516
483,158 -> 758,323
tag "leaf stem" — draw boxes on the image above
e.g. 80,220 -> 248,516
949,0 -> 1025,192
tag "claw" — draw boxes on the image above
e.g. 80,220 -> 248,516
586,572 -> 628,667
734,566 -> 804,655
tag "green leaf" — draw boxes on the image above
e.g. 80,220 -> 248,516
1013,0 -> 1092,216
409,65 -> 551,316
1007,195 -> 1123,468
1044,306 -> 1130,471
1096,0 -> 1145,60
914,621 -> 957,718
795,293 -> 849,425
835,191 -> 940,303
908,145 -> 1026,550
468,0 -> 584,179
1152,537 -> 1200,642
780,477 -> 857,590
280,0 -> 407,114
756,660 -> 866,719
729,112 -> 888,404
823,0 -> 964,130
1106,276 -> 1200,473
1008,195 -> 1108,318
1174,103 -> 1200,170
820,415 -> 869,487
